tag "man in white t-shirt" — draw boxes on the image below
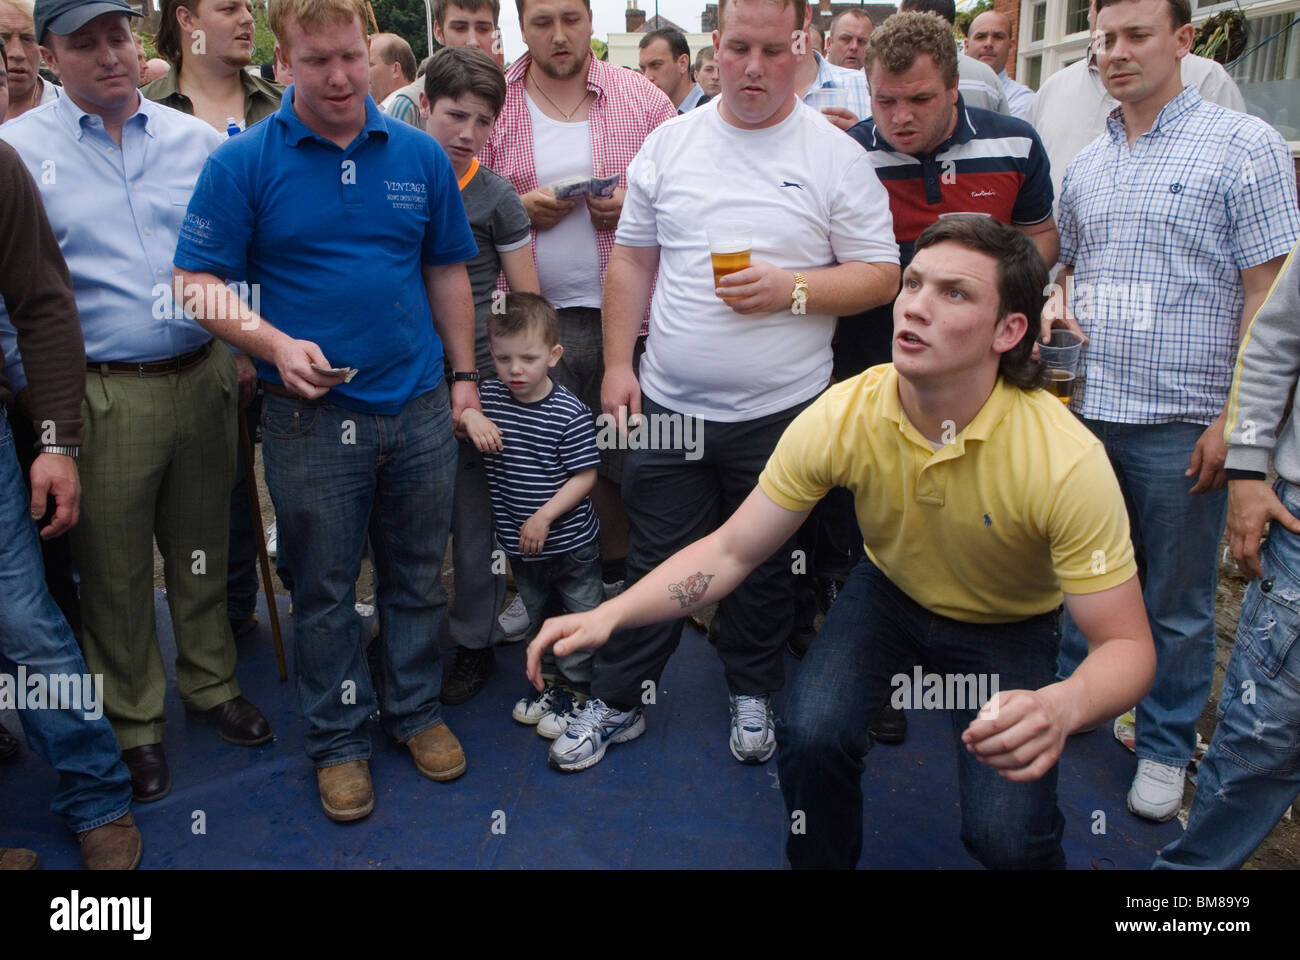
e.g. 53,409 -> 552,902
541,0 -> 900,775
481,0 -> 675,618
1030,0 -> 1244,203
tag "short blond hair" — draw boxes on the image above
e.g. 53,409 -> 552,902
268,0 -> 367,50
717,0 -> 807,36
0,0 -> 35,21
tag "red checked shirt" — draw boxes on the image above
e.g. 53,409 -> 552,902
482,53 -> 675,334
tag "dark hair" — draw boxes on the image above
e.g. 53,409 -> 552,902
828,8 -> 872,34
897,0 -> 956,24
865,10 -> 958,88
424,44 -> 505,115
435,0 -> 500,26
487,292 -> 560,346
1094,0 -> 1191,29
373,32 -> 417,82
154,0 -> 190,65
514,0 -> 588,17
639,27 -> 689,63
912,216 -> 1048,390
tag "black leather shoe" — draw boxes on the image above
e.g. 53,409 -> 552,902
229,615 -> 259,641
193,696 -> 273,746
121,743 -> 171,802
869,705 -> 907,745
440,646 -> 495,705
0,726 -> 20,763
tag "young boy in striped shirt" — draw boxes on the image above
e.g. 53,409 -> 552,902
459,293 -> 603,738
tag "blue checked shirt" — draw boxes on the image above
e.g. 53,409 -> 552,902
804,51 -> 870,123
1059,85 -> 1300,426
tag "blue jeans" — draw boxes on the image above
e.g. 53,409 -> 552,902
512,538 -> 603,687
778,555 -> 1066,869
1153,478 -> 1300,869
1058,420 -> 1227,768
0,417 -> 132,833
260,384 -> 457,767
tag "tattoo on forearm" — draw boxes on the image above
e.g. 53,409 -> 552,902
669,571 -> 714,609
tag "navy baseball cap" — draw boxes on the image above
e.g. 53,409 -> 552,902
35,0 -> 140,43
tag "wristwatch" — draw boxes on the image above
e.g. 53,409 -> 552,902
449,371 -> 480,382
791,273 -> 809,313
38,444 -> 79,460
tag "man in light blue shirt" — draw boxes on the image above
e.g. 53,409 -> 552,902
0,0 -> 273,805
1053,0 -> 1299,825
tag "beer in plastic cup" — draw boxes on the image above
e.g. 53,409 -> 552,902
707,221 -> 751,300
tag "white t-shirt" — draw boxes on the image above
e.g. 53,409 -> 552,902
617,98 -> 899,422
525,92 -> 602,309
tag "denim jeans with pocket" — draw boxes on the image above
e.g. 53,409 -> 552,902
0,417 -> 132,833
778,555 -> 1066,869
1058,419 -> 1227,768
1154,477 -> 1300,869
261,383 -> 457,766
512,538 -> 603,687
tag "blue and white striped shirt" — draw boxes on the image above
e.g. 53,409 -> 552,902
480,378 -> 600,559
1059,85 -> 1300,425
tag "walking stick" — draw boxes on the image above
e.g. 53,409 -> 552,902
239,415 -> 287,681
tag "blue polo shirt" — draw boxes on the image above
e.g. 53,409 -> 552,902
173,88 -> 477,414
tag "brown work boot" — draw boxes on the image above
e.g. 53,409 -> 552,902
407,724 -> 466,781
78,814 -> 142,870
0,848 -> 40,870
317,760 -> 374,822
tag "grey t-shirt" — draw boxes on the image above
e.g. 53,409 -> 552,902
461,162 -> 531,375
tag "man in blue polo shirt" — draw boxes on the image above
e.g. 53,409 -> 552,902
830,10 -> 1058,744
173,0 -> 480,823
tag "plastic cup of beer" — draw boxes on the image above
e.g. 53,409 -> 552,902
707,221 -> 751,301
1039,329 -> 1085,405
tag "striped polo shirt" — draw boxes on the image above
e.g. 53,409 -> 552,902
480,378 -> 601,559
847,96 -> 1054,267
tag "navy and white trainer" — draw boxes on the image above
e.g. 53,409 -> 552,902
537,692 -> 585,740
512,685 -> 566,726
548,698 -> 645,772
728,694 -> 776,764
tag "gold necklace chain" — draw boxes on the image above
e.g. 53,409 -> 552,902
528,65 -> 590,121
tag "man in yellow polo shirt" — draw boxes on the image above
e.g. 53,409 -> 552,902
526,216 -> 1156,868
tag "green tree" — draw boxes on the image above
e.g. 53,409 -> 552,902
369,0 -> 434,61
954,0 -> 993,38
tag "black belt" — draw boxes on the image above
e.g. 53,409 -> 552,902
260,379 -> 326,404
89,341 -> 212,377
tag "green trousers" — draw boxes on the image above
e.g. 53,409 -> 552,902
71,342 -> 242,749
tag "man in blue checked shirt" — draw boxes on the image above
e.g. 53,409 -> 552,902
1052,0 -> 1300,824
0,0 -> 274,806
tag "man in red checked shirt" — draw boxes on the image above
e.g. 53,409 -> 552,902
481,0 -> 674,622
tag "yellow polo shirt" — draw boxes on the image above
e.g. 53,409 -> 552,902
759,365 -> 1136,624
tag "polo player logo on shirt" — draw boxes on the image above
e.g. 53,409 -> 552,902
1169,182 -> 1183,194
779,180 -> 805,190
983,513 -> 992,527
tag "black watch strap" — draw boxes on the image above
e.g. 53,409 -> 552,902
450,371 -> 480,382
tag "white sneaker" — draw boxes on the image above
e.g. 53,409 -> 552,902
498,595 -> 531,642
265,521 -> 278,558
602,580 -> 625,601
729,693 -> 776,764
548,698 -> 645,772
512,685 -> 564,725
1127,758 -> 1186,822
537,693 -> 585,740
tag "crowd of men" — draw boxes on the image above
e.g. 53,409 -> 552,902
1,0 -> 1299,872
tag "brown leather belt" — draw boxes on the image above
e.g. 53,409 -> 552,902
89,341 -> 212,377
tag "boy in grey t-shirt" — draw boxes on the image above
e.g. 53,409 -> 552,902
422,46 -> 540,705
